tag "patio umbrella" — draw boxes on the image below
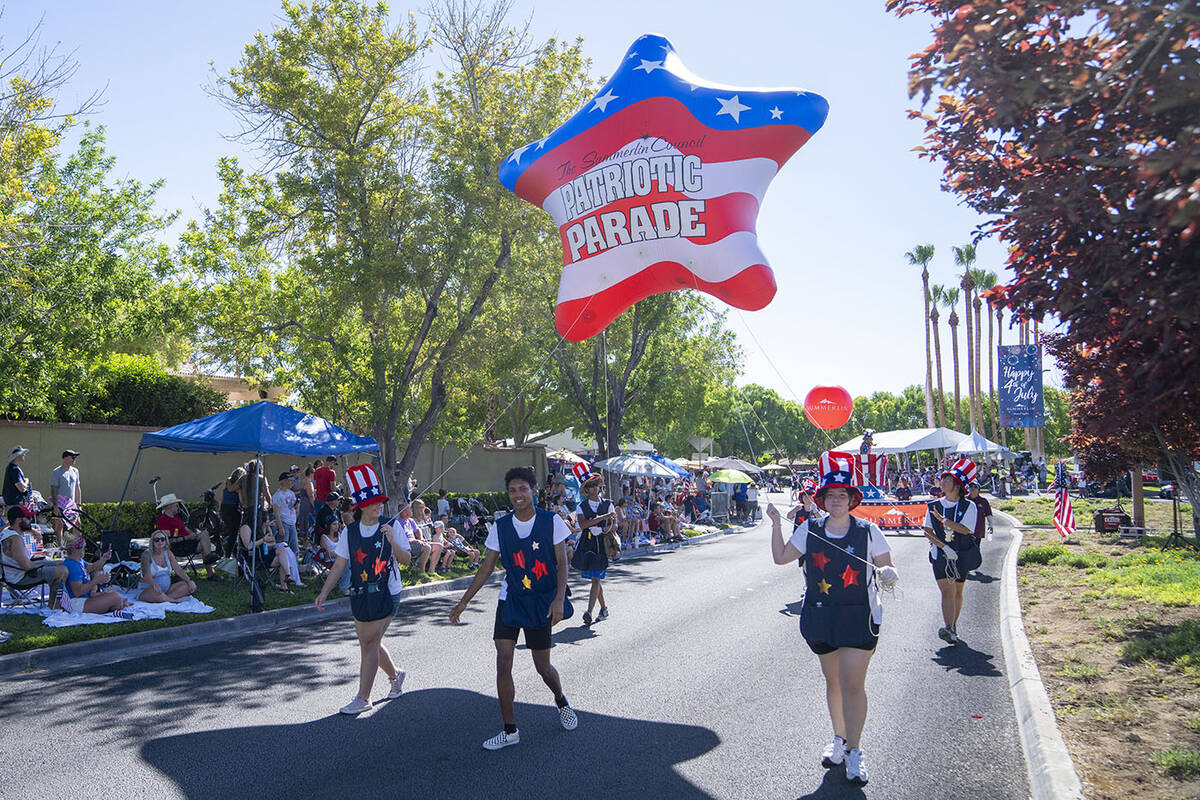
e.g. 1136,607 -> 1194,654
704,456 -> 763,473
708,468 -> 754,484
592,454 -> 680,478
546,448 -> 586,464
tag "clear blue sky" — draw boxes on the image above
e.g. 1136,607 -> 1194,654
9,1 -> 1047,405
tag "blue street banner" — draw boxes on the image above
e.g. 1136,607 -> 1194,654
997,344 -> 1044,428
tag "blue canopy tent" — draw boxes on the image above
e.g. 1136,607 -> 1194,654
117,402 -> 381,611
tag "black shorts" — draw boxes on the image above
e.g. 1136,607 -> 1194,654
806,636 -> 879,655
493,600 -> 553,650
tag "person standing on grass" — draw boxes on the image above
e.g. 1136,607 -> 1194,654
315,463 -> 411,716
921,458 -> 981,645
449,466 -> 578,750
967,482 -> 993,540
49,449 -> 82,541
313,456 -> 337,513
573,469 -> 615,626
767,451 -> 897,787
272,473 -> 300,558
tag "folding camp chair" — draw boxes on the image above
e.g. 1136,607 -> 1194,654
99,530 -> 140,591
2,572 -> 48,608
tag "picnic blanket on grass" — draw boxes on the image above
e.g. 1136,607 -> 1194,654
1,586 -> 214,627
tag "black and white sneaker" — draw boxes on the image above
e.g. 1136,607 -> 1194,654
596,606 -> 609,622
558,704 -> 578,730
820,735 -> 848,768
846,748 -> 869,785
582,611 -> 593,626
482,729 -> 520,750
938,626 -> 957,644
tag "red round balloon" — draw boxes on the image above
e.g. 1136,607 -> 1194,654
804,386 -> 853,430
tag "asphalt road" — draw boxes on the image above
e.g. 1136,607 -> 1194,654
0,494 -> 1029,799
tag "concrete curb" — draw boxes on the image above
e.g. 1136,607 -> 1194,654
0,572 -> 498,680
995,509 -> 1086,800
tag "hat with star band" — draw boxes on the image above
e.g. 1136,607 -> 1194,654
814,450 -> 863,511
345,463 -> 388,510
941,458 -> 978,492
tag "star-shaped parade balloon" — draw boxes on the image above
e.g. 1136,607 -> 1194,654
499,33 -> 829,341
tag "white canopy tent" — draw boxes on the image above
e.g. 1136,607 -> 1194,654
704,456 -> 763,473
593,454 -> 679,478
952,430 -> 1014,458
835,427 -> 968,454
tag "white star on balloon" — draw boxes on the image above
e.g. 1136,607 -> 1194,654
591,89 -> 619,113
769,106 -> 783,120
633,58 -> 664,74
715,94 -> 750,123
507,142 -> 532,163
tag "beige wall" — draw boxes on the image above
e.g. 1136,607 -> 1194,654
2,420 -> 545,503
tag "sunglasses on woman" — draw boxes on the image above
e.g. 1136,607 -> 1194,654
152,536 -> 167,543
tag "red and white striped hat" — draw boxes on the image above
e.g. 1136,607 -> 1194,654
941,458 -> 978,492
572,460 -> 602,487
814,451 -> 863,510
345,463 -> 388,509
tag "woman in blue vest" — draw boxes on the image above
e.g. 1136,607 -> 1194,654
450,466 -> 578,750
315,463 -> 411,716
572,470 -> 615,625
768,451 -> 898,787
920,458 -> 981,645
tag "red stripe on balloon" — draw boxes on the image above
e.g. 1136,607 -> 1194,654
514,96 -> 811,204
555,263 -> 776,341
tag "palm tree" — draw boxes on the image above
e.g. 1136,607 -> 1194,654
954,245 -> 978,431
973,269 -> 998,438
929,284 -> 948,427
945,286 -> 963,431
905,244 -> 936,428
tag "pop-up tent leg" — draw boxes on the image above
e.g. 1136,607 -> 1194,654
110,447 -> 144,531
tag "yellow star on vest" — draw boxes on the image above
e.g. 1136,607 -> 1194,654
361,570 -> 369,583
522,575 -> 532,590
817,578 -> 832,595
531,541 -> 540,550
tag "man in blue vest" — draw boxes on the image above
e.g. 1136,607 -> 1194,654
450,466 -> 577,750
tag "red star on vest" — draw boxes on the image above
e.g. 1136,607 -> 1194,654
531,559 -> 548,580
373,558 -> 387,576
353,547 -> 367,564
811,550 -> 831,571
513,550 -> 527,569
841,564 -> 860,588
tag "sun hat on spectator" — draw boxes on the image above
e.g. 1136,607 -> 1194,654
156,492 -> 182,510
941,458 -> 978,492
325,490 -> 341,503
8,445 -> 29,462
345,464 -> 387,510
813,451 -> 862,511
62,449 -> 79,458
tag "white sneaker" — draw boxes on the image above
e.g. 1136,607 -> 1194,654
559,704 -> 578,730
846,748 -> 869,785
386,671 -> 406,699
482,729 -> 520,750
820,735 -> 847,768
339,696 -> 372,715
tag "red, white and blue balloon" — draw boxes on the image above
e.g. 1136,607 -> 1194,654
498,33 -> 829,341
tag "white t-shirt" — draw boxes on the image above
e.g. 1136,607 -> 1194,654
272,489 -> 298,524
332,521 -> 409,595
485,512 -> 572,601
436,498 -> 451,519
923,497 -> 978,558
789,519 -> 891,623
747,486 -> 758,502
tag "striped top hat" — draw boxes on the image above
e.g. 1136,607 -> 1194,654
572,461 -> 602,488
941,458 -> 978,492
346,463 -> 388,509
814,451 -> 863,510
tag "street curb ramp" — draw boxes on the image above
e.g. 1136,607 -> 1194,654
996,510 -> 1086,800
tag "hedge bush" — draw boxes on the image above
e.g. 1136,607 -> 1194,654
80,502 -> 158,535
49,354 -> 228,427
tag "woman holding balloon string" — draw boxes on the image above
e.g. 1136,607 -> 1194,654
768,452 -> 898,787
921,458 -> 981,645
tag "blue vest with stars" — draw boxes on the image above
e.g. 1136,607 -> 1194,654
496,509 -> 563,629
346,521 -> 395,622
799,517 -> 877,649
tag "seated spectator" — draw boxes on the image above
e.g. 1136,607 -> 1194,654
614,498 -> 635,549
315,513 -> 351,591
156,493 -> 218,578
650,502 -> 685,543
392,501 -> 432,576
59,535 -> 133,617
411,500 -> 444,576
138,530 -> 196,602
1,506 -> 67,607
239,511 -> 300,593
431,520 -> 457,572
440,520 -> 480,569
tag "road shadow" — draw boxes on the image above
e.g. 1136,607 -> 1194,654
778,600 -> 805,617
795,766 -> 867,799
966,571 -> 999,584
931,640 -> 1002,677
140,688 -> 721,799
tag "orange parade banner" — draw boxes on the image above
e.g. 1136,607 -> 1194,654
851,500 -> 929,531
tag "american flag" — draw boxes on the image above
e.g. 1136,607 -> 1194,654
853,453 -> 888,487
499,34 -> 828,341
1053,463 -> 1075,537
